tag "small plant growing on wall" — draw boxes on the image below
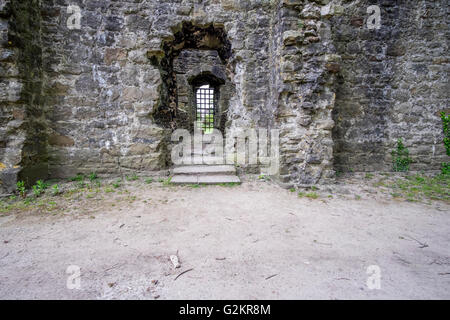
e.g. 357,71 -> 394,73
391,138 -> 412,172
440,112 -> 450,175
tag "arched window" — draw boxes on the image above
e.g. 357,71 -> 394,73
195,83 -> 216,134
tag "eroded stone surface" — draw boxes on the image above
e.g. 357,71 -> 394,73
0,0 -> 448,194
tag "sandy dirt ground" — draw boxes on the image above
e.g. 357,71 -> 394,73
0,176 -> 449,300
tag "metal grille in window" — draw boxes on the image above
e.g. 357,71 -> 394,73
195,84 -> 215,134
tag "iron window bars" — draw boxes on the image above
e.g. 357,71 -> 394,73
195,84 -> 215,134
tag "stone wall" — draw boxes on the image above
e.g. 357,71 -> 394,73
331,0 -> 449,172
0,0 -> 46,194
41,0 -> 171,178
273,0 -> 338,186
0,0 -> 448,193
40,0 -> 277,179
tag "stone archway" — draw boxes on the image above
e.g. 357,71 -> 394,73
148,22 -> 233,131
176,58 -> 229,133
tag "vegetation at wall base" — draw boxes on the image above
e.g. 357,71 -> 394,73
391,138 -> 413,172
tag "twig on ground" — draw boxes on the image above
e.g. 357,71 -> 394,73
104,262 -> 126,273
401,235 -> 429,248
313,240 -> 333,246
265,274 -> 278,280
174,268 -> 194,281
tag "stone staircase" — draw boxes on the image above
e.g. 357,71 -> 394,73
170,145 -> 241,185
170,164 -> 241,185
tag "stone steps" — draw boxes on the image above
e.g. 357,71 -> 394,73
170,163 -> 241,185
171,174 -> 241,185
175,156 -> 227,166
173,165 -> 236,175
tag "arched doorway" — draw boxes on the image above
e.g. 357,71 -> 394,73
148,22 -> 233,132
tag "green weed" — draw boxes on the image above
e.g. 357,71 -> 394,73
16,181 -> 26,198
392,138 -> 412,172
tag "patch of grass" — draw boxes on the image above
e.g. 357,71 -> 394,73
311,186 -> 318,191
388,173 -> 449,202
88,172 -> 98,181
126,173 -> 139,181
305,192 -> 319,199
289,188 -> 296,192
189,184 -> 201,188
91,180 -> 101,188
69,174 -> 84,182
298,192 -> 305,198
162,177 -> 172,186
37,199 -> 57,211
218,182 -> 240,187
112,179 -> 122,189
51,184 -> 61,196
188,183 -> 210,188
145,178 -> 153,184
63,188 -> 81,198
365,173 -> 374,180
355,195 -> 361,200
373,180 -> 387,187
76,181 -> 86,189
0,200 -> 10,213
0,196 -> 49,214
23,198 -> 33,205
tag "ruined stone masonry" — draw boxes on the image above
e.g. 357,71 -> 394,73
0,0 -> 448,193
